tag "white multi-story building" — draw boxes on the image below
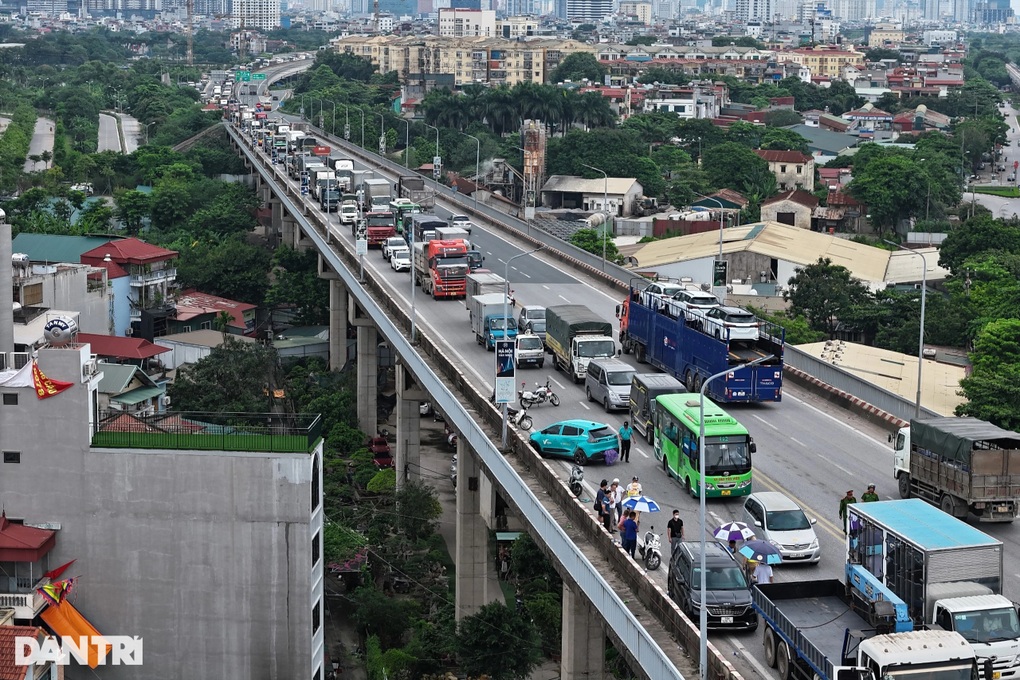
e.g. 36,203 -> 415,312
229,0 -> 280,30
438,8 -> 496,37
736,0 -> 772,23
566,0 -> 612,21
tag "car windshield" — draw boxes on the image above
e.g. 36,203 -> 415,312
577,340 -> 616,358
704,437 -> 752,474
693,565 -> 748,590
587,426 -> 614,442
766,509 -> 811,531
883,662 -> 977,680
392,249 -> 409,259
724,312 -> 757,324
953,608 -> 1020,643
489,318 -> 518,331
518,337 -> 543,350
529,321 -> 547,333
607,370 -> 636,386
526,308 -> 546,320
688,295 -> 718,306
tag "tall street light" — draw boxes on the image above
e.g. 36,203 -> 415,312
885,240 -> 928,419
326,100 -> 336,135
698,354 -> 773,680
376,112 -> 385,154
358,107 -> 366,148
342,104 -> 351,140
464,132 -> 481,213
502,247 -> 543,449
145,121 -> 156,145
399,118 -> 411,168
580,163 -> 609,271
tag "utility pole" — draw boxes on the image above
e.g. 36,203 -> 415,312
186,0 -> 194,66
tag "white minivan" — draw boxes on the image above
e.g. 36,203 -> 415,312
585,358 -> 635,412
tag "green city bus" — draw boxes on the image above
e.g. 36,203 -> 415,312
654,393 -> 756,499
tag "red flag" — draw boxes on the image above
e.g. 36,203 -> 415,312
43,559 -> 76,581
32,362 -> 73,400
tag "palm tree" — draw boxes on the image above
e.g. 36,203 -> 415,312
214,310 -> 234,342
40,150 -> 52,169
481,87 -> 519,136
576,92 -> 616,131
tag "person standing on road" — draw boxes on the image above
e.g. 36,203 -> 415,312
596,479 -> 610,532
667,509 -> 684,552
862,484 -> 880,502
622,511 -> 639,558
753,560 -> 773,585
839,489 -> 857,533
619,421 -> 633,462
609,479 -> 622,532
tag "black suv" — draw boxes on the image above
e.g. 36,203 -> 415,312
667,541 -> 757,631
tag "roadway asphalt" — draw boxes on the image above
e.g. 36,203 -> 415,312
23,117 -> 54,173
965,100 -> 1020,216
246,116 -> 1020,680
97,113 -> 121,153
120,113 -> 141,153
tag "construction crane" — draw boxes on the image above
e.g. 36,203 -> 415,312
186,0 -> 194,66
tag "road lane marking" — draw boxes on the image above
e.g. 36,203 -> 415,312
790,437 -> 804,447
752,415 -> 777,430
521,272 -> 532,278
753,469 -> 844,538
542,285 -> 550,290
728,637 -> 774,679
785,394 -> 888,447
558,295 -> 571,302
549,377 -> 567,390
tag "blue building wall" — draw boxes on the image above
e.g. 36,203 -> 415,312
111,278 -> 132,337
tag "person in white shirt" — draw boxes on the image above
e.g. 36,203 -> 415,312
610,479 -> 624,530
753,561 -> 773,585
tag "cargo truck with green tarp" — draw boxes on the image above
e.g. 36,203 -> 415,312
544,305 -> 616,383
891,418 -> 1020,522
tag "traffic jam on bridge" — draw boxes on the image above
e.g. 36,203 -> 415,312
226,89 -> 1020,680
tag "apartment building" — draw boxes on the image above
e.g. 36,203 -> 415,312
619,1 -> 653,23
336,35 -> 596,86
438,8 -> 496,36
867,22 -> 903,46
229,0 -> 280,31
736,0 -> 772,23
0,344 -> 324,680
496,15 -> 539,38
779,45 -> 865,79
565,0 -> 612,22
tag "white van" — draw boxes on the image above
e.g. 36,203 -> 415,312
585,358 -> 636,412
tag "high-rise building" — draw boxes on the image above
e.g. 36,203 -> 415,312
736,0 -> 772,22
565,0 -> 612,21
972,0 -> 1011,21
230,0 -> 281,29
438,7 -> 496,35
378,0 -> 418,14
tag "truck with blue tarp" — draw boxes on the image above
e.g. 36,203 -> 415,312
616,279 -> 785,403
847,499 -> 1020,680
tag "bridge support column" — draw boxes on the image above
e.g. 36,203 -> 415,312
328,279 -> 347,371
455,439 -> 496,621
561,583 -> 606,680
282,217 -> 299,250
395,362 -> 425,492
355,325 -> 378,435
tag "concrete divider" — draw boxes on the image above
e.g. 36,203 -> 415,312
241,130 -> 742,680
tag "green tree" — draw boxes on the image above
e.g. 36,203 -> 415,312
865,47 -> 901,62
759,127 -> 810,154
847,153 -> 931,234
174,235 -> 271,304
394,479 -> 442,540
549,52 -> 607,84
956,319 -> 1020,430
784,258 -> 872,337
167,340 -> 278,412
763,109 -> 803,127
350,586 -> 420,649
938,214 -> 1020,274
570,227 -> 623,264
264,246 -> 329,325
114,189 -> 150,234
701,142 -> 770,194
455,602 -> 542,680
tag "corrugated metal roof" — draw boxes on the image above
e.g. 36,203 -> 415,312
884,248 -> 949,284
628,221 -> 891,283
541,174 -> 641,196
11,233 -> 115,264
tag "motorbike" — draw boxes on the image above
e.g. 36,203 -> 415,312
506,406 -> 533,431
568,465 -> 584,497
519,378 -> 560,409
637,528 -> 663,571
450,454 -> 457,488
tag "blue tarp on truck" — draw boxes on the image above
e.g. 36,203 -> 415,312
618,285 -> 785,403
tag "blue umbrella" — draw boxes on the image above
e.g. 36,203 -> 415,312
739,539 -> 783,565
621,496 -> 661,513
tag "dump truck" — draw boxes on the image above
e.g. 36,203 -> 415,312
363,211 -> 396,245
545,305 -> 616,383
753,581 -> 982,680
435,226 -> 471,249
469,293 -> 518,350
617,278 -> 785,403
892,418 -> 1020,521
848,499 -> 1020,679
413,239 -> 469,299
397,174 -> 432,209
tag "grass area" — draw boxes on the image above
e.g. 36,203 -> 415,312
971,185 -> 1020,198
92,431 -> 316,453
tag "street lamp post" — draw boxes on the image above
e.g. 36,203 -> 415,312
316,99 -> 325,129
502,247 -> 543,449
145,121 -> 156,145
698,354 -> 773,680
327,100 -> 337,136
425,123 -> 442,187
580,163 -> 609,271
694,194 -> 728,288
376,112 -> 385,154
359,108 -> 366,148
464,132 -> 481,212
399,118 -> 410,168
342,104 -> 351,140
300,94 -> 306,118
885,240 -> 928,419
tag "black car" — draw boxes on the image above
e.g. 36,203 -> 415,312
667,541 -> 757,631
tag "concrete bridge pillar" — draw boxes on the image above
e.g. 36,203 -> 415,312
394,362 -> 425,491
349,301 -> 378,434
455,439 -> 496,621
561,583 -> 606,680
327,279 -> 347,371
282,217 -> 299,250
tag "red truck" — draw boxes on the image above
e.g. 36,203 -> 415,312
413,239 -> 469,299
364,211 -> 396,246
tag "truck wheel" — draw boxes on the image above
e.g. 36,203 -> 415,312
763,627 -> 778,668
635,343 -> 646,363
776,640 -> 792,680
898,474 -> 910,499
693,374 -> 702,393
685,370 -> 695,393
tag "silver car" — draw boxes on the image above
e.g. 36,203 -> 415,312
742,492 -> 820,564
704,306 -> 760,341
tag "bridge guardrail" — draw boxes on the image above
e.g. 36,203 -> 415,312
229,125 -> 716,680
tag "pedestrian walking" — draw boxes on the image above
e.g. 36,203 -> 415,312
595,479 -> 610,532
839,489 -> 857,533
862,484 -> 879,502
667,509 -> 684,552
619,421 -> 633,462
622,511 -> 639,558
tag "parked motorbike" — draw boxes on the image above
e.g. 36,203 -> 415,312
506,406 -> 533,431
568,465 -> 584,497
450,455 -> 457,488
637,528 -> 662,571
519,379 -> 560,409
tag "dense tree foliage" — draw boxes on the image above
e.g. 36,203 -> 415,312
549,52 -> 607,83
455,602 -> 543,680
168,340 -> 280,412
784,258 -> 872,338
